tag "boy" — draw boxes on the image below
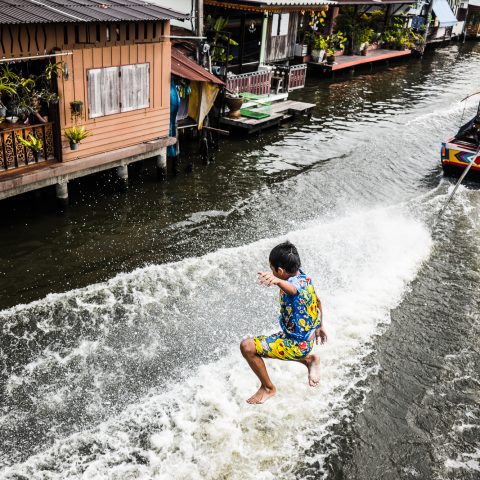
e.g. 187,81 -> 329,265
240,241 -> 327,404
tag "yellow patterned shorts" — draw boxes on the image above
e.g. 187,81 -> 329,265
254,331 -> 314,361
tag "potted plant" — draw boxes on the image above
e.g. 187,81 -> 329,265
64,125 -> 90,150
225,90 -> 243,118
325,32 -> 347,65
70,100 -> 83,116
353,26 -> 375,55
311,35 -> 328,63
17,134 -> 43,162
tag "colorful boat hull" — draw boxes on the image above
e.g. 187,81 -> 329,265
441,140 -> 480,179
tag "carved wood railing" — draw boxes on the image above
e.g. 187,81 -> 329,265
0,122 -> 55,171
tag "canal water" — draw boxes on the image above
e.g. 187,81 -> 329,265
1,43 -> 479,479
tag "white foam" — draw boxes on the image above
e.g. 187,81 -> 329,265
0,206 -> 433,479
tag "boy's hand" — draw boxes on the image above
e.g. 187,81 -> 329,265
315,325 -> 328,345
257,271 -> 279,287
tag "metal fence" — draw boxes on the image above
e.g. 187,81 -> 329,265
226,70 -> 273,96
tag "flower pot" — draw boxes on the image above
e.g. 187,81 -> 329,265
71,102 -> 83,114
294,43 -> 309,56
32,150 -> 40,162
70,141 -> 78,151
326,54 -> 335,65
312,49 -> 325,63
225,96 -> 243,118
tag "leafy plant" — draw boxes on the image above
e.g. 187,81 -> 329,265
64,125 -> 90,144
312,34 -> 329,51
353,25 -> 375,48
325,32 -> 347,56
45,61 -> 65,80
17,133 -> 43,153
206,16 -> 239,63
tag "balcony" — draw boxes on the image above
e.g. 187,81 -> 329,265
0,122 -> 56,172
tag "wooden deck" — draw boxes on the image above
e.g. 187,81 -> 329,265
220,100 -> 315,134
309,49 -> 412,73
0,136 -> 175,200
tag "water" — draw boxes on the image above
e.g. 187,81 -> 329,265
1,44 -> 480,479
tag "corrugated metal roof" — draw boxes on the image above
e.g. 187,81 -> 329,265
0,0 -> 189,24
171,48 -> 224,85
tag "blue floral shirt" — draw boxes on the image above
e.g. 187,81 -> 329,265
279,270 -> 321,342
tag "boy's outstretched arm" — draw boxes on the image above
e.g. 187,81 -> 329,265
257,271 -> 297,295
315,299 -> 327,344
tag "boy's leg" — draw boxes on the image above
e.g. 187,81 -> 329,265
298,353 -> 321,387
240,338 -> 276,404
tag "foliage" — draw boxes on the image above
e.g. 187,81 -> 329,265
352,25 -> 375,47
206,16 -> 239,63
64,125 -> 90,144
380,16 -> 425,50
17,133 -> 43,153
0,62 -> 61,118
298,10 -> 326,46
312,34 -> 329,51
325,32 -> 347,56
45,61 -> 64,80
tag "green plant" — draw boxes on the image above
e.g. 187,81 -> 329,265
64,125 -> 90,144
206,16 -> 239,63
312,34 -> 329,51
353,25 -> 375,47
45,61 -> 65,80
17,133 -> 43,153
325,32 -> 347,56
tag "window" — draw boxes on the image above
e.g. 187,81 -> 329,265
271,13 -> 290,37
87,63 -> 150,118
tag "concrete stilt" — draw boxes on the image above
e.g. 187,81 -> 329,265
116,164 -> 129,190
55,181 -> 69,208
155,147 -> 167,180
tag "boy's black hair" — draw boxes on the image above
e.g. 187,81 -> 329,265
269,241 -> 301,274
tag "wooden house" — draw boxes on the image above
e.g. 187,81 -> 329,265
0,0 -> 187,203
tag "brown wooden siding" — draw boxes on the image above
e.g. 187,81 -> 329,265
56,40 -> 171,161
0,21 -> 168,57
265,13 -> 298,63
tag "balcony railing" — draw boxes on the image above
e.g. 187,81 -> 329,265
226,70 -> 273,96
0,122 -> 55,171
226,65 -> 307,97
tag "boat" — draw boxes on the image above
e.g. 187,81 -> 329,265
442,97 -> 480,179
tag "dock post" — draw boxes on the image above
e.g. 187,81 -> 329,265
155,147 -> 167,180
116,164 -> 129,190
55,180 -> 69,208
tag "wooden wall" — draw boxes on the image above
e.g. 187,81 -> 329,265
265,13 -> 298,63
1,21 -> 171,162
57,40 -> 171,161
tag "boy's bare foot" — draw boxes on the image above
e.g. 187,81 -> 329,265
306,354 -> 321,387
246,385 -> 277,404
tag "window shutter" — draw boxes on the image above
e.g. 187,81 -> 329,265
271,14 -> 279,37
87,68 -> 103,118
120,64 -> 137,112
279,13 -> 289,36
101,67 -> 121,115
120,63 -> 149,112
135,63 -> 150,109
